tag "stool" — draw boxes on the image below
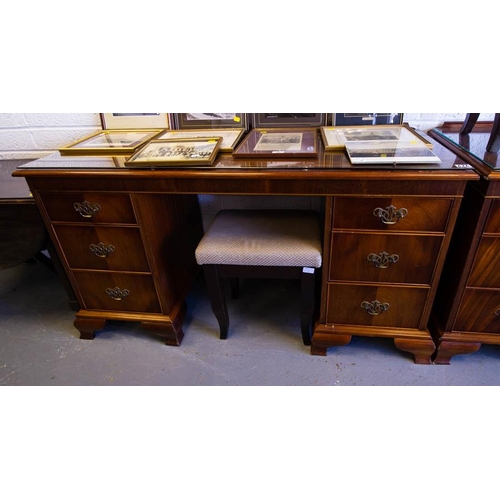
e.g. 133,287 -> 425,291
195,209 -> 323,345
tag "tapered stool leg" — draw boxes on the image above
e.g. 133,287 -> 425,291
203,264 -> 230,339
300,267 -> 315,346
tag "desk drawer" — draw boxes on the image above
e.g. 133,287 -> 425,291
40,192 -> 136,224
333,197 -> 451,232
329,232 -> 442,284
484,200 -> 500,234
326,283 -> 428,328
53,225 -> 150,272
73,271 -> 161,313
454,289 -> 500,334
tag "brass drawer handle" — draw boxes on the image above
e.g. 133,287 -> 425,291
74,201 -> 101,218
373,205 -> 408,225
105,287 -> 129,301
89,242 -> 115,258
361,300 -> 390,316
367,251 -> 400,269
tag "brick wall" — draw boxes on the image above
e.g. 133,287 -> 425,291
0,113 -> 101,160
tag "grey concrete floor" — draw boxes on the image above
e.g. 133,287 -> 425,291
2,260 -> 500,386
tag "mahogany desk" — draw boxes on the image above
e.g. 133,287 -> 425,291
13,134 -> 478,364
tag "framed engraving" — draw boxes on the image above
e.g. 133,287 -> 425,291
232,128 -> 318,159
320,124 -> 432,151
157,128 -> 244,153
59,129 -> 163,156
252,113 -> 327,128
332,113 -> 404,126
173,113 -> 248,130
124,137 -> 222,167
100,113 -> 172,130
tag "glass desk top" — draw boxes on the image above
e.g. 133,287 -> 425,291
431,122 -> 500,171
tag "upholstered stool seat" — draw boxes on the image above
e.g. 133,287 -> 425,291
195,209 -> 322,345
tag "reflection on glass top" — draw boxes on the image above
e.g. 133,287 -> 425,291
432,126 -> 500,170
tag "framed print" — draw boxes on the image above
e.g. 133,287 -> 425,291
59,129 -> 163,156
100,113 -> 172,130
232,128 -> 318,159
174,113 -> 248,130
252,113 -> 327,128
332,113 -> 404,126
157,128 -> 245,153
124,137 -> 222,167
320,124 -> 432,151
345,141 -> 441,165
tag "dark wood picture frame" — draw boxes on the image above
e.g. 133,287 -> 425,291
332,113 -> 404,126
173,113 -> 248,130
232,128 -> 318,159
252,113 -> 327,128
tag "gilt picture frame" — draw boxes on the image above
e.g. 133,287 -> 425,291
157,128 -> 245,153
124,137 -> 223,167
320,124 -> 432,151
59,129 -> 163,156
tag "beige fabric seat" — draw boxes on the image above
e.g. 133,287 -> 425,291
195,209 -> 323,345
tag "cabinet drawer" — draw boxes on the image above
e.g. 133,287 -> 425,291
333,197 -> 452,232
72,271 -> 162,313
484,200 -> 500,234
329,233 -> 443,284
40,192 -> 136,224
53,225 -> 150,272
454,289 -> 500,334
468,237 -> 500,288
326,283 -> 428,328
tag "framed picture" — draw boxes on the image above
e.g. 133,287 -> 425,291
252,113 -> 327,128
124,137 -> 223,167
156,128 -> 245,153
320,124 -> 432,151
232,128 -> 318,159
100,113 -> 172,130
59,129 -> 163,156
332,113 -> 404,126
173,113 -> 248,130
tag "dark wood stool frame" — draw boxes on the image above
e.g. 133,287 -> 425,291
202,264 -> 317,346
460,113 -> 500,153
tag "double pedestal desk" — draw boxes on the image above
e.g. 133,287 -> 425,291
13,132 -> 478,364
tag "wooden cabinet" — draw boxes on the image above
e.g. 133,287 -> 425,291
429,122 -> 500,364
